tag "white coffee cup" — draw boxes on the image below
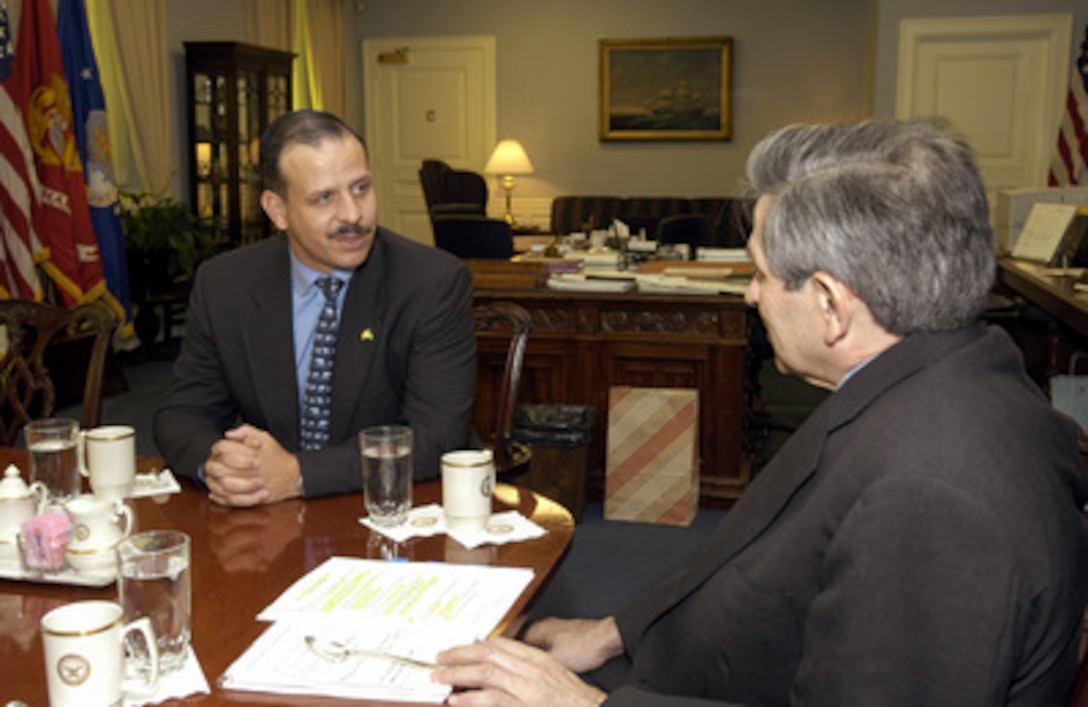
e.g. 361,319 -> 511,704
79,425 -> 137,501
441,449 -> 495,532
41,600 -> 159,706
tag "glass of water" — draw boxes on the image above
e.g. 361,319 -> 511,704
360,425 -> 413,527
116,530 -> 192,674
24,417 -> 81,504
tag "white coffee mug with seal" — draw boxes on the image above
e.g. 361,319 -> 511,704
79,425 -> 137,501
441,449 -> 495,532
41,600 -> 159,707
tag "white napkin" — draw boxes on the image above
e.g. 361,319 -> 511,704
123,646 -> 210,706
359,503 -> 547,549
130,469 -> 182,498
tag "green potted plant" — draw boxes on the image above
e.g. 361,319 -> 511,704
119,192 -> 217,296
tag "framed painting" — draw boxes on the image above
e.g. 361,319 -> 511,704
599,36 -> 733,142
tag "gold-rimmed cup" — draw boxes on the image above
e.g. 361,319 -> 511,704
40,600 -> 159,706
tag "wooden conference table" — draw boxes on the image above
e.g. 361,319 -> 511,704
0,450 -> 575,706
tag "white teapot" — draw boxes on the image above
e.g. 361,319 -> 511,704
0,465 -> 46,553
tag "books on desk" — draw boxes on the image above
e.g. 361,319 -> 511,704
219,557 -> 534,702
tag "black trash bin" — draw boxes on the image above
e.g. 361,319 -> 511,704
514,404 -> 597,521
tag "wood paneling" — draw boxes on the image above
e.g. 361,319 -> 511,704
474,288 -> 751,507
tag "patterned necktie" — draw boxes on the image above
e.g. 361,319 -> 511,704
300,277 -> 344,450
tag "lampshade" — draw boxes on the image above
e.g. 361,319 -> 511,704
484,139 -> 534,176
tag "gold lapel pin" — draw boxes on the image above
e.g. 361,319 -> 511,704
360,328 -> 374,341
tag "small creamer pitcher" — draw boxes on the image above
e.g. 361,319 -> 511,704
65,494 -> 132,551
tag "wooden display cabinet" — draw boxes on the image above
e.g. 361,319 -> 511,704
185,42 -> 294,249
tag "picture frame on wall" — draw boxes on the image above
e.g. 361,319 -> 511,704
599,36 -> 733,142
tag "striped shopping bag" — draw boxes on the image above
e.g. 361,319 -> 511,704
604,386 -> 699,526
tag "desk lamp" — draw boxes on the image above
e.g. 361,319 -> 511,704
484,139 -> 534,226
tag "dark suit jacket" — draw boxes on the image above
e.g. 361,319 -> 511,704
154,228 -> 477,497
602,327 -> 1088,706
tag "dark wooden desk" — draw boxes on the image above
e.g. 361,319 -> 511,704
473,287 -> 751,508
995,257 -> 1088,384
0,451 -> 574,706
997,258 -> 1088,338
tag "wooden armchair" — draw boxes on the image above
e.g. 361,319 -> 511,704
0,300 -> 117,445
473,301 -> 532,480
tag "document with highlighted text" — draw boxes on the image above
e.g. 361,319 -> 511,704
219,556 -> 535,702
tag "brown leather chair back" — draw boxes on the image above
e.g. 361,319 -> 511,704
420,159 -> 488,217
0,300 -> 117,445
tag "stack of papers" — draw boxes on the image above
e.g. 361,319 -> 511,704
576,252 -> 622,268
697,247 -> 752,263
219,557 -> 534,703
636,274 -> 749,295
548,273 -> 635,292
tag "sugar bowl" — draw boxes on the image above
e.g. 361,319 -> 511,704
0,465 -> 46,561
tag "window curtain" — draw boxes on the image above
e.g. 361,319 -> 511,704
87,0 -> 173,198
304,0 -> 345,117
247,0 -> 292,52
247,0 -> 346,118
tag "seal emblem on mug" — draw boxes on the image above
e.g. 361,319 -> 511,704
58,653 -> 91,685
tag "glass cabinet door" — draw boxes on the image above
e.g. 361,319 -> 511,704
185,42 -> 295,249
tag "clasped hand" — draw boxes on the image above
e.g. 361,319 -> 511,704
204,424 -> 302,506
431,617 -> 621,706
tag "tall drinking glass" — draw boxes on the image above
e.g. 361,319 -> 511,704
25,418 -> 81,504
360,426 -> 413,526
116,530 -> 192,674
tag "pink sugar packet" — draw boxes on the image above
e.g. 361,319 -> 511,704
19,513 -> 71,571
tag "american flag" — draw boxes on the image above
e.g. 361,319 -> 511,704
0,0 -> 9,80
0,0 -> 44,299
1049,24 -> 1088,186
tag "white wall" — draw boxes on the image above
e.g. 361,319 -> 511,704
353,0 -> 873,201
15,0 -> 1079,205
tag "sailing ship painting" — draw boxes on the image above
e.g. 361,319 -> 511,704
600,37 -> 732,141
645,79 -> 707,125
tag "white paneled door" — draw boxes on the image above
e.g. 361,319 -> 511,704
363,36 -> 496,245
896,15 -> 1072,198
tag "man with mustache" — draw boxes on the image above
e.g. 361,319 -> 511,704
155,110 -> 476,507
